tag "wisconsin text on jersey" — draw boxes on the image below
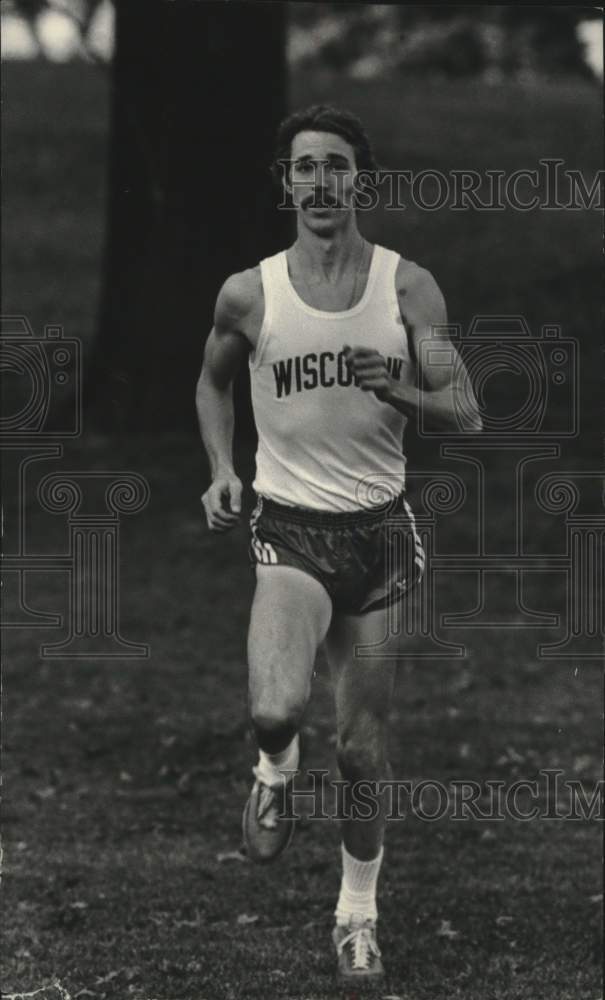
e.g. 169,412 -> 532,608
272,352 -> 406,397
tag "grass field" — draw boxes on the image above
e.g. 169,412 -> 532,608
2,61 -> 603,1000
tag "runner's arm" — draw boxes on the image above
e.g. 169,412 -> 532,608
196,274 -> 253,530
345,266 -> 482,433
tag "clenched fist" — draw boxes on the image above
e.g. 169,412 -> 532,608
201,474 -> 243,532
343,345 -> 393,402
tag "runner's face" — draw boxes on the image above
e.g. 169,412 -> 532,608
288,131 -> 358,230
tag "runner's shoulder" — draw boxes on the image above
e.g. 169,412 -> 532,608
395,257 -> 445,312
215,266 -> 264,329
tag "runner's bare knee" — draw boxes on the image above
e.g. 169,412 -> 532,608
336,724 -> 388,782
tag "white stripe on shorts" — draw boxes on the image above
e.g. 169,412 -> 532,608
403,498 -> 425,569
250,499 -> 278,565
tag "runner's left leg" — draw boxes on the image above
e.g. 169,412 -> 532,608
325,605 -> 397,980
325,605 -> 397,862
325,607 -> 397,952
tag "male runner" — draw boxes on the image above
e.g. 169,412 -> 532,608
197,105 -> 481,985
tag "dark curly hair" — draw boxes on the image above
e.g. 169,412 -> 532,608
270,104 -> 378,186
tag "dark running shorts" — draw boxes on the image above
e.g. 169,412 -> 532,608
248,492 -> 425,615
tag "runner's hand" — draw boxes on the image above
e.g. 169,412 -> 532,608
343,345 -> 393,402
201,474 -> 243,532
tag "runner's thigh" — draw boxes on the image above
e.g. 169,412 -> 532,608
325,606 -> 397,738
248,564 -> 333,707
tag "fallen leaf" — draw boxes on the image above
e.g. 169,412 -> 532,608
451,669 -> 473,693
574,755 -> 594,773
216,849 -> 247,863
436,919 -> 459,939
173,909 -> 202,928
496,915 -> 514,926
94,970 -> 121,984
236,913 -> 259,925
509,747 -> 525,762
177,771 -> 193,794
34,786 -> 56,800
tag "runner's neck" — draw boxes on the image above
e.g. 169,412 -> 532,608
292,222 -> 366,282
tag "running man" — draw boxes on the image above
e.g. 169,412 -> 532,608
196,105 -> 482,986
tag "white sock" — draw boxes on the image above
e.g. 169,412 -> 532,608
253,733 -> 300,788
335,843 -> 384,926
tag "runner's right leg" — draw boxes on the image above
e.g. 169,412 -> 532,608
243,564 -> 332,861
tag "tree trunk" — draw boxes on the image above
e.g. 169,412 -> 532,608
86,0 -> 288,432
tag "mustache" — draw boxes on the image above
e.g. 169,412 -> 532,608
301,192 -> 341,210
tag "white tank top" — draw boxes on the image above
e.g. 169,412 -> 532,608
249,243 -> 412,511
